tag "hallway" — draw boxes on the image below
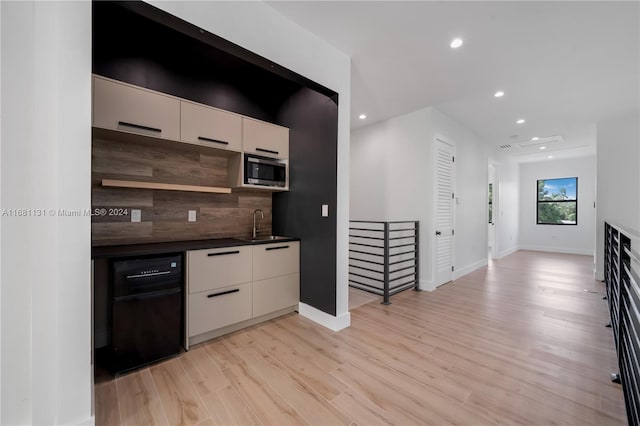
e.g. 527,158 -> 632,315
96,250 -> 625,425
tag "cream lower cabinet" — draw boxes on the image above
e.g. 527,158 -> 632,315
253,273 -> 299,318
186,241 -> 299,347
188,283 -> 252,337
186,247 -> 253,346
252,241 -> 300,317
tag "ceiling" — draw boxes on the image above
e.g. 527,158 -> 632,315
267,1 -> 639,162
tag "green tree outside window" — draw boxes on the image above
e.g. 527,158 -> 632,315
537,177 -> 578,225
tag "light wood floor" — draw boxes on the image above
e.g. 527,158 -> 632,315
95,251 -> 627,425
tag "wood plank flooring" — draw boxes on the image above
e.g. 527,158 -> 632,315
95,251 -> 626,425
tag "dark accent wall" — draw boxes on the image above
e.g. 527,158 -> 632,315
273,89 -> 338,315
92,1 -> 339,315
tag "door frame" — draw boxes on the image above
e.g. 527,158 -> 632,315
431,135 -> 456,288
488,162 -> 498,260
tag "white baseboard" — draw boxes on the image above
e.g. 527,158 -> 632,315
519,245 -> 594,256
454,258 -> 488,280
498,246 -> 519,259
298,302 -> 351,332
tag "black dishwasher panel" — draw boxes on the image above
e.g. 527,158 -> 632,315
111,254 -> 183,375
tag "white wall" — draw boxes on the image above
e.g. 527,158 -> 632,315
1,2 -> 92,424
429,108 -> 491,279
148,1 -> 352,325
595,111 -> 640,279
492,159 -> 520,258
519,156 -> 596,255
351,106 -> 501,290
351,107 -> 432,287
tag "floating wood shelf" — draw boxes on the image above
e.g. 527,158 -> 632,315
101,179 -> 232,194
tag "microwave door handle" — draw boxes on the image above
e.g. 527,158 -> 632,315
247,157 -> 285,167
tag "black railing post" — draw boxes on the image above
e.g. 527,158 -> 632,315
382,222 -> 391,305
414,221 -> 420,291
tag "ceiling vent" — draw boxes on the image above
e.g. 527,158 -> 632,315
517,135 -> 564,148
499,144 -> 512,149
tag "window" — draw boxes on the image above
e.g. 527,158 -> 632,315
537,177 -> 578,225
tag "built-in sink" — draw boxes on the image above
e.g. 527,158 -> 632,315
235,235 -> 291,243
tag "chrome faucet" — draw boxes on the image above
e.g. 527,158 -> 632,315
252,209 -> 264,239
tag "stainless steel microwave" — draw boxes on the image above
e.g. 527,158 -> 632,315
244,154 -> 287,188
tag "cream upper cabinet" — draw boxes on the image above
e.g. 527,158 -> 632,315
92,75 -> 180,141
242,117 -> 289,159
180,101 -> 242,152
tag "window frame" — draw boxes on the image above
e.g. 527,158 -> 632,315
536,177 -> 578,226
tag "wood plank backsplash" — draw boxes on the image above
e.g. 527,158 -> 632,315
92,136 -> 272,246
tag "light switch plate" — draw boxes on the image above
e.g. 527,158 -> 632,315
131,209 -> 141,223
188,210 -> 196,222
322,204 -> 329,217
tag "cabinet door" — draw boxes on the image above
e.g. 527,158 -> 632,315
242,118 -> 289,159
188,283 -> 252,337
180,101 -> 242,151
92,76 -> 180,141
253,242 -> 299,281
187,246 -> 252,294
253,273 -> 299,318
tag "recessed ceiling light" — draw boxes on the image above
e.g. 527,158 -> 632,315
450,38 -> 463,49
516,119 -> 525,124
359,114 -> 366,120
547,155 -> 553,159
494,91 -> 505,98
539,146 -> 547,150
531,137 -> 539,141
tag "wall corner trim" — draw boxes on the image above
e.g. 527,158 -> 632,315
75,415 -> 95,426
498,246 -> 520,259
420,279 -> 436,292
298,303 -> 351,331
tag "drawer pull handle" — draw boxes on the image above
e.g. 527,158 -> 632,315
118,121 -> 161,133
207,289 -> 240,298
256,148 -> 279,155
266,245 -> 289,251
207,250 -> 240,257
198,136 -> 229,145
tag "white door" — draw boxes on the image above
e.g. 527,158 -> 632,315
433,138 -> 455,287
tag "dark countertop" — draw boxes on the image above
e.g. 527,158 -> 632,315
92,236 -> 300,258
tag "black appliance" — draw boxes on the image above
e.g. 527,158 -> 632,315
244,153 -> 287,188
111,254 -> 182,374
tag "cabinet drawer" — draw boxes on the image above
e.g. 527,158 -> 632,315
242,118 -> 289,159
188,283 -> 252,337
187,247 -> 252,294
253,242 -> 299,281
93,76 -> 180,141
253,273 -> 299,318
180,101 -> 242,151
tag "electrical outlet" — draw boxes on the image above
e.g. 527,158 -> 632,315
188,210 -> 196,222
131,209 -> 141,223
